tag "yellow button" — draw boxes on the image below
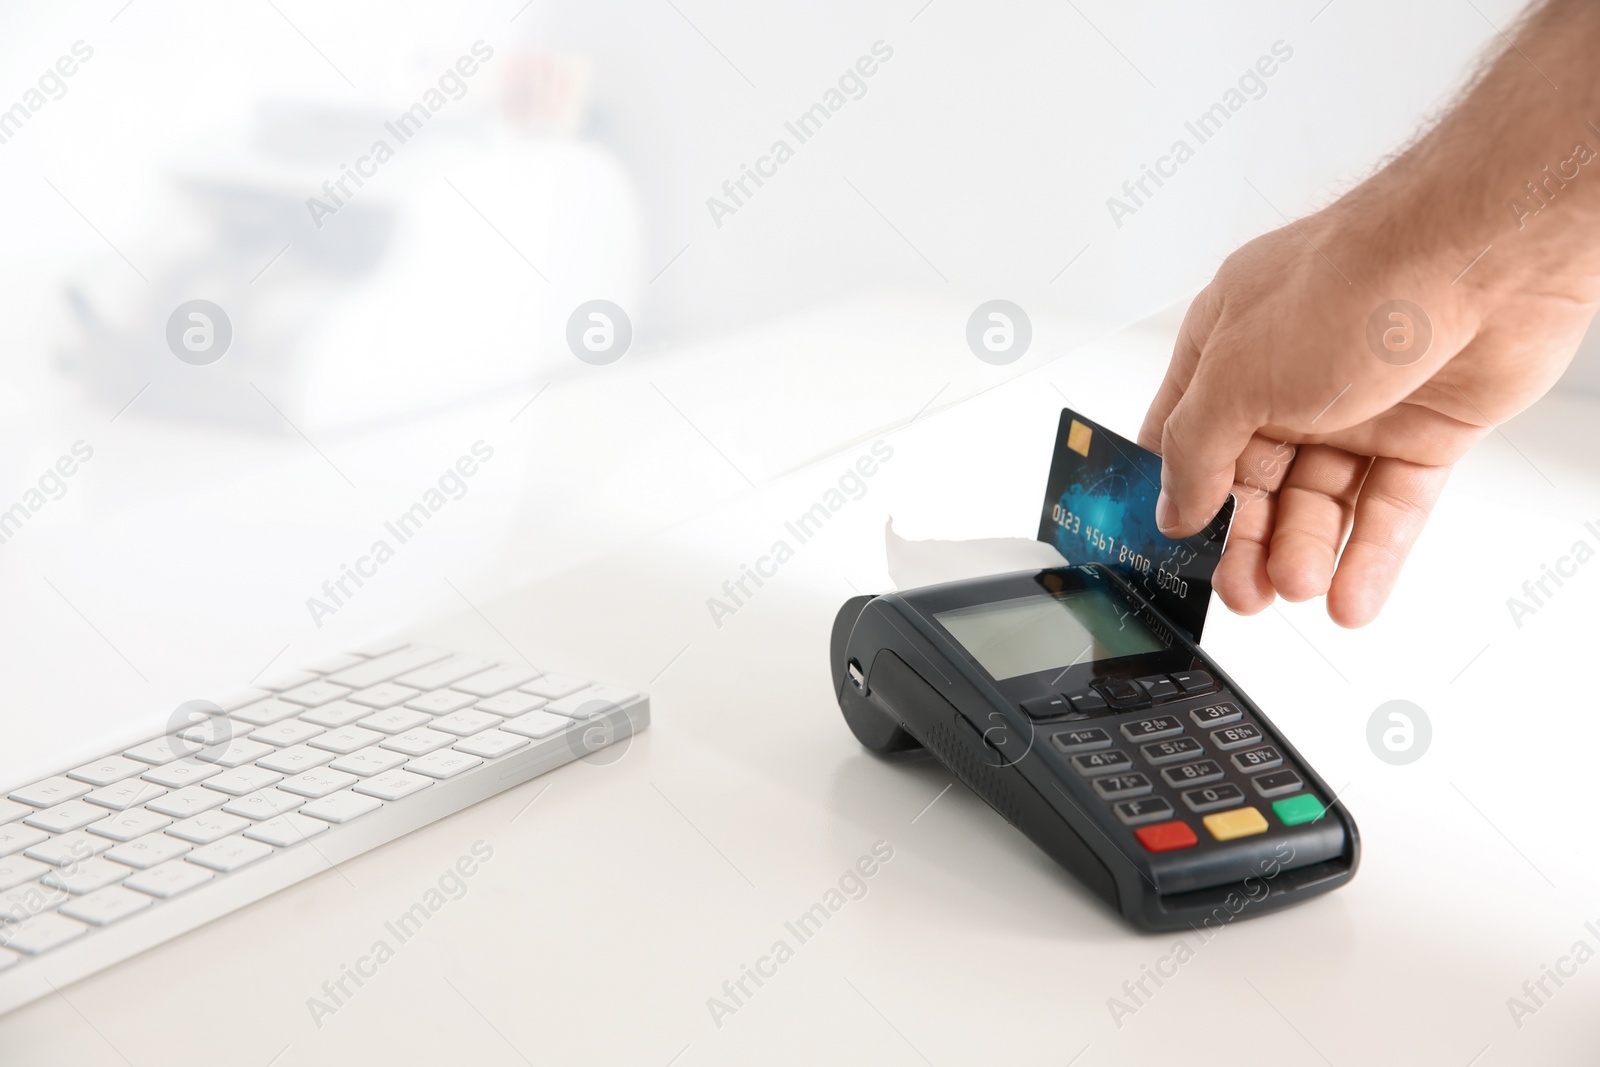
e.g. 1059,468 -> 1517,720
1204,806 -> 1269,841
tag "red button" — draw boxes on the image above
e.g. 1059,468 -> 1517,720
1135,821 -> 1198,852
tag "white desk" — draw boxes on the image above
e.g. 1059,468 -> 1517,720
3,311 -> 1599,1066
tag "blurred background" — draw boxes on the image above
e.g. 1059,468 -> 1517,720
0,0 -> 1573,782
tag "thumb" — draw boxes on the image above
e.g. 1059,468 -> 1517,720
1156,365 -> 1258,537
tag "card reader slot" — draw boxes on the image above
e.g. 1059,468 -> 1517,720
864,650 -> 1119,912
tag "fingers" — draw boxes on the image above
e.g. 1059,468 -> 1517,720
1138,287 -> 1219,453
1266,445 -> 1372,602
1326,458 -> 1451,628
1211,481 -> 1277,614
1157,364 -> 1260,538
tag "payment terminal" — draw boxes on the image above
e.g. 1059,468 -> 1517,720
830,565 -> 1357,930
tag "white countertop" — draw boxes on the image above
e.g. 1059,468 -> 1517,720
3,307 -> 1599,1066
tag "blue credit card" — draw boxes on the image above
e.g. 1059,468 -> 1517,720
1036,408 -> 1234,642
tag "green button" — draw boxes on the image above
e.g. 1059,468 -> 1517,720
1272,794 -> 1325,826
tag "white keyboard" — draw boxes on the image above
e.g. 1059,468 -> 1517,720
0,641 -> 647,1016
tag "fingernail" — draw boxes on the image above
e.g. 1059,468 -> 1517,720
1156,490 -> 1178,532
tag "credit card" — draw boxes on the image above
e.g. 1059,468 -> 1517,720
1036,408 -> 1233,643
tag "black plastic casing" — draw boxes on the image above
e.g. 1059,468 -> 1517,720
830,565 -> 1359,932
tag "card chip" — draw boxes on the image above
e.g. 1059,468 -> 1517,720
1067,420 -> 1093,457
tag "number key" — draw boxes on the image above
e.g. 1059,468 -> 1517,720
1071,751 -> 1133,777
1120,716 -> 1183,742
1140,737 -> 1203,765
1210,723 -> 1263,751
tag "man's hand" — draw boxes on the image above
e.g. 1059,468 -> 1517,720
1140,0 -> 1600,627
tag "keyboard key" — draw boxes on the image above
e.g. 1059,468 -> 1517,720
547,686 -> 635,719
0,799 -> 28,825
146,785 -> 229,818
348,683 -> 422,709
195,738 -> 276,768
244,813 -> 330,848
11,777 -> 92,807
453,730 -> 529,760
0,856 -> 50,891
404,689 -> 478,715
329,646 -> 450,689
1135,821 -> 1199,853
474,692 -> 546,718
186,837 -> 274,873
0,880 -> 66,923
307,726 -> 383,755
1091,773 -> 1153,800
1232,746 -> 1284,774
1097,679 -> 1150,708
250,719 -> 326,747
1204,806 -> 1269,841
299,700 -> 373,728
308,654 -> 364,674
395,655 -> 494,691
329,748 -> 410,776
279,681 -> 354,708
217,689 -> 273,712
26,800 -> 109,833
299,790 -> 383,824
165,812 -> 250,845
1171,670 -> 1215,694
1252,770 -> 1305,798
1273,794 -> 1326,826
141,759 -> 222,789
519,673 -> 590,699
89,808 -> 174,842
25,799 -> 107,831
85,779 -> 168,812
68,756 -> 144,787
124,859 -> 214,899
430,709 -> 501,737
1137,676 -> 1181,701
1049,727 -> 1112,754
1,912 -> 87,954
1183,783 -> 1246,814
104,833 -> 194,868
123,738 -> 189,766
60,886 -> 153,926
1140,737 -> 1205,766
501,711 -> 575,739
1161,760 -> 1225,787
380,729 -> 457,756
255,745 -> 338,774
1114,797 -> 1175,826
202,767 -> 285,797
257,670 -> 320,691
230,698 -> 303,726
1190,702 -> 1243,728
1071,751 -> 1133,777
25,831 -> 111,866
176,716 -> 250,748
357,708 -> 431,735
43,857 -> 129,894
223,789 -> 307,820
1119,716 -> 1184,743
0,825 -> 50,859
452,665 -> 539,697
354,771 -> 433,801
1020,694 -> 1072,720
277,769 -> 360,798
405,751 -> 483,780
1062,691 -> 1106,717
1210,723 -> 1264,751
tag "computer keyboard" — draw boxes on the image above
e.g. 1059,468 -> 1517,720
0,641 -> 648,1016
